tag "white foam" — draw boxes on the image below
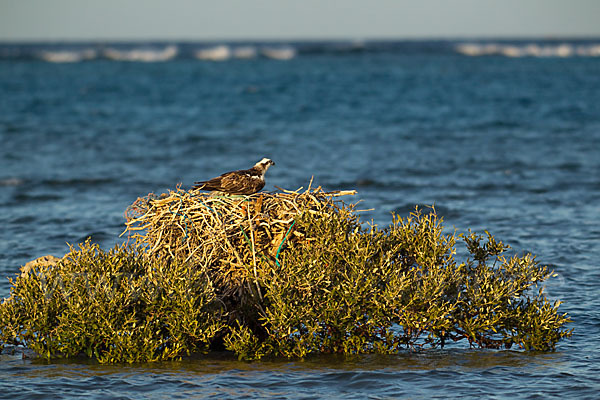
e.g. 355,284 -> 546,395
37,49 -> 97,63
456,43 -> 484,57
232,46 -> 257,59
261,46 -> 296,60
456,42 -> 600,58
576,44 -> 600,56
103,45 -> 178,62
195,45 -> 231,61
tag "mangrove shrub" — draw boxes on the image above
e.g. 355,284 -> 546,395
0,187 -> 572,362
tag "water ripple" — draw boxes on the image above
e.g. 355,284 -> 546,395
1,43 -> 599,399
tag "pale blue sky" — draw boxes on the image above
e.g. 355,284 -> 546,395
1,0 -> 599,41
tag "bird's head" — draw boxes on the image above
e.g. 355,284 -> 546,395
255,158 -> 275,172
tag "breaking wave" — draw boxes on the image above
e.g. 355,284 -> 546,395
195,45 -> 232,61
2,39 -> 599,63
233,46 -> 258,59
102,45 -> 178,62
194,44 -> 296,61
194,45 -> 259,61
37,48 -> 98,63
260,46 -> 296,60
455,42 -> 600,58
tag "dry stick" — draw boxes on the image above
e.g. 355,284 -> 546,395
211,205 -> 245,280
283,197 -> 302,214
247,204 -> 263,302
151,225 -> 165,254
331,190 -> 357,197
123,188 -> 357,295
275,186 -> 303,194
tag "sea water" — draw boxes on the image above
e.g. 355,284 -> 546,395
1,40 -> 599,399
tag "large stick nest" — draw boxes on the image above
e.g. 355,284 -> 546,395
123,185 -> 356,293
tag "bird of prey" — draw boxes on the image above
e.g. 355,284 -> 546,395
193,158 -> 275,195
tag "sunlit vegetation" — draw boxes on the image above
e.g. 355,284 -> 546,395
0,187 -> 572,362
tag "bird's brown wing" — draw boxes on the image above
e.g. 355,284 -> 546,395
194,171 -> 264,195
193,172 -> 232,191
217,173 -> 254,194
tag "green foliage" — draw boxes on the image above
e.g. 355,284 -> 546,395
248,207 -> 572,359
0,241 -> 224,363
0,192 -> 572,362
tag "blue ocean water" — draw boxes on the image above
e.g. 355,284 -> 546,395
1,40 -> 599,399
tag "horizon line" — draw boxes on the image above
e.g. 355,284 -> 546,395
2,34 -> 600,45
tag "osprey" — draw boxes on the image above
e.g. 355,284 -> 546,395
193,158 -> 275,195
